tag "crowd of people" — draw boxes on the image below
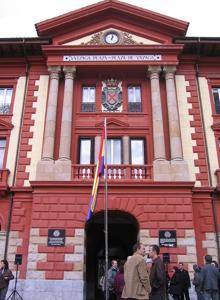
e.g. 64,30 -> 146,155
1,247 -> 220,300
99,243 -> 220,300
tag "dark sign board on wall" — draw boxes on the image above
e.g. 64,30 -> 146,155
48,229 -> 65,247
159,230 -> 177,247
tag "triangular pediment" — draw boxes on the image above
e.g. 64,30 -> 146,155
35,0 -> 188,45
62,28 -> 161,46
96,118 -> 129,128
0,119 -> 13,131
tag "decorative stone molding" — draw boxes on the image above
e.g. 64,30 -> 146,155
48,66 -> 61,80
82,30 -> 141,45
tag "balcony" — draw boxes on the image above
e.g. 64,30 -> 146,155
0,169 -> 10,191
72,164 -> 153,181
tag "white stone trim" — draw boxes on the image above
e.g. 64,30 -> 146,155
175,75 -> 200,186
6,77 -> 27,186
0,231 -> 6,258
202,232 -> 218,261
26,228 -> 46,279
198,77 -> 219,186
24,75 -> 49,186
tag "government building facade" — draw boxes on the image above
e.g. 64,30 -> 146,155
0,1 -> 220,299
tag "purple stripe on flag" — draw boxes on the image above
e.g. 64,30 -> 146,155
87,195 -> 94,221
99,156 -> 105,175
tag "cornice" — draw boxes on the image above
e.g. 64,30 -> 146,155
42,44 -> 184,55
35,0 -> 188,38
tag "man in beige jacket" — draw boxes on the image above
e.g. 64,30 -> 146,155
122,242 -> 151,300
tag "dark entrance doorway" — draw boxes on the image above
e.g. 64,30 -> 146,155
85,210 -> 139,300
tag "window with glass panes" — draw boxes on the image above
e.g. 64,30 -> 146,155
0,139 -> 6,168
130,139 -> 145,164
79,138 -> 93,164
0,88 -> 13,114
81,87 -> 95,112
212,88 -> 220,114
128,86 -> 142,112
107,139 -> 122,165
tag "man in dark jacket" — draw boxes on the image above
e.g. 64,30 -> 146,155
107,260 -> 118,300
178,262 -> 191,300
149,244 -> 166,300
192,264 -> 203,300
200,255 -> 220,300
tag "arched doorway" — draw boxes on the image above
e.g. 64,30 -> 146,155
85,210 -> 139,300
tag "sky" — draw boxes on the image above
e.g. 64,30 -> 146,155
0,0 -> 219,38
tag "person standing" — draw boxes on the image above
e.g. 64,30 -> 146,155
192,264 -> 203,300
148,244 -> 166,300
107,260 -> 118,300
0,259 -> 14,300
200,255 -> 220,300
122,242 -> 151,300
169,266 -> 184,300
114,265 -> 125,300
178,262 -> 191,300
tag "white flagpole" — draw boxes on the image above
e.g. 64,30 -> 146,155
104,117 -> 109,300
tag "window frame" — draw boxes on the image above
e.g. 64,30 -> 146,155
0,137 -> 7,169
78,137 -> 94,164
81,86 -> 96,112
0,86 -> 14,115
129,138 -> 146,165
127,85 -> 142,112
212,87 -> 220,114
106,138 -> 122,165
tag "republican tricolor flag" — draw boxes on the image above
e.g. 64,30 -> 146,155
87,125 -> 106,221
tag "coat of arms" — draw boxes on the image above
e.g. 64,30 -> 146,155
102,79 -> 122,112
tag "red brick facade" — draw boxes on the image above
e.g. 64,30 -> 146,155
0,1 -> 220,299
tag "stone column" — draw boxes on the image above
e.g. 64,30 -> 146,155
148,66 -> 170,181
148,66 -> 166,160
42,66 -> 61,159
58,67 -> 76,159
164,66 -> 182,160
164,66 -> 189,180
36,66 -> 61,180
122,136 -> 129,164
55,67 -> 76,180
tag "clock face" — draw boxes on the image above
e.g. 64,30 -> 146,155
104,32 -> 119,44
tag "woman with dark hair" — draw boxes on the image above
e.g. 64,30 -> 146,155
169,266 -> 182,300
0,259 -> 14,300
